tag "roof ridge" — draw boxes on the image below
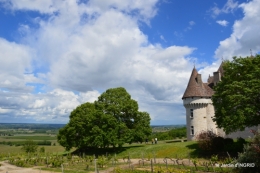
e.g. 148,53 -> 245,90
182,67 -> 214,99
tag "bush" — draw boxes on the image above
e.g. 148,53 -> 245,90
224,138 -> 234,145
224,138 -> 234,152
37,140 -> 51,146
212,136 -> 224,152
39,147 -> 45,153
237,137 -> 246,145
21,140 -> 38,153
196,130 -> 218,153
235,130 -> 260,173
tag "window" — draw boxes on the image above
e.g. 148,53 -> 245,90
190,109 -> 194,118
191,126 -> 194,135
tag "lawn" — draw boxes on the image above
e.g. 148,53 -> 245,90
116,141 -> 198,159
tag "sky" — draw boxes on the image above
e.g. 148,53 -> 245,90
0,0 -> 260,125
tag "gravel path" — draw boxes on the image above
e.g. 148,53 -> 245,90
0,161 -> 58,173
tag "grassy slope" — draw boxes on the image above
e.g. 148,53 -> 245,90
0,141 -> 199,159
116,141 -> 198,159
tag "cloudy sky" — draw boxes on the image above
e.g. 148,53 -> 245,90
0,0 -> 260,125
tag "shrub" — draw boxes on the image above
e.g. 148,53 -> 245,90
237,137 -> 246,145
224,138 -> 234,145
234,130 -> 260,173
39,147 -> 45,153
37,140 -> 51,146
21,140 -> 38,153
224,138 -> 234,152
195,130 -> 218,153
212,136 -> 225,152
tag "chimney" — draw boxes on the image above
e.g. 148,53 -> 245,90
196,74 -> 203,86
213,71 -> 221,86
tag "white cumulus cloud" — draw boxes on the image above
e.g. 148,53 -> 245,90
216,20 -> 229,26
0,0 -> 196,124
215,0 -> 260,59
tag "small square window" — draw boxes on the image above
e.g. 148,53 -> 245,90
191,126 -> 194,135
190,109 -> 193,118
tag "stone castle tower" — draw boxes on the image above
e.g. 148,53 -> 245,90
182,64 -> 225,140
183,62 -> 259,140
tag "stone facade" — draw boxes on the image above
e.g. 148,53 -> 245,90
183,97 -> 223,140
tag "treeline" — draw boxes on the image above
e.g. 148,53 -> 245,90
0,140 -> 52,146
0,123 -> 65,130
150,127 -> 186,140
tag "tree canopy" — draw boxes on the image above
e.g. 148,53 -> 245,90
21,140 -> 38,153
212,55 -> 260,134
57,87 -> 152,151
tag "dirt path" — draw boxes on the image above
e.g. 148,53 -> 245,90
0,161 -> 58,173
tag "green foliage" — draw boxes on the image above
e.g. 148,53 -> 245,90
39,146 -> 45,153
235,130 -> 260,173
151,127 -> 186,141
196,130 -> 218,152
196,130 -> 245,154
0,140 -> 52,146
21,140 -> 38,153
212,55 -> 260,133
57,87 -> 152,150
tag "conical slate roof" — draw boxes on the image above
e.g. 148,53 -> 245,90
182,67 -> 214,99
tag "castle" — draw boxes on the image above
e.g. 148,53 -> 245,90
182,63 -> 258,140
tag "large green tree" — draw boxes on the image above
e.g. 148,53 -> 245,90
212,55 -> 260,134
57,87 -> 152,150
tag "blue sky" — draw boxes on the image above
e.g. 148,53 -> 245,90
0,0 -> 259,125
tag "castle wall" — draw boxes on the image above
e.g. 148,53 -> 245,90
184,97 -> 216,140
184,97 -> 258,140
206,103 -> 219,134
225,126 -> 260,139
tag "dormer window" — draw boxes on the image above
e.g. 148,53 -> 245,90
190,109 -> 194,118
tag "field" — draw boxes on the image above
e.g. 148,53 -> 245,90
0,141 -> 197,158
0,123 -> 236,172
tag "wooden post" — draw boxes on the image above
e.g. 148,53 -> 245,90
153,151 -> 156,163
189,153 -> 190,165
61,164 -> 64,173
94,159 -> 97,173
151,159 -> 153,173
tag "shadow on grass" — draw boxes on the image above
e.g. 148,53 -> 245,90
165,139 -> 187,143
71,145 -> 144,157
185,142 -> 243,159
185,143 -> 202,158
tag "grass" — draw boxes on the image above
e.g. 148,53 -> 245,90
0,132 -> 200,160
0,145 -> 23,154
116,141 -> 198,159
0,140 -> 235,173
0,145 -> 66,155
71,141 -> 199,160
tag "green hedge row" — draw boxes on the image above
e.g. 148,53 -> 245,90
0,140 -> 52,146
